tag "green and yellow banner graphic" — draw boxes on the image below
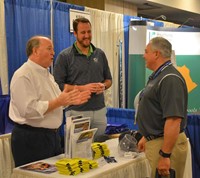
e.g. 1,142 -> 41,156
128,24 -> 200,114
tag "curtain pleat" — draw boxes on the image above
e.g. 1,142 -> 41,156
52,1 -> 84,60
85,7 -> 124,108
0,0 -> 9,94
0,95 -> 14,134
0,133 -> 14,178
4,0 -> 51,84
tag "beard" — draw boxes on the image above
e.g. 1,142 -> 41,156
77,37 -> 91,48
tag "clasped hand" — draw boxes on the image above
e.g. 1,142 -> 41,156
85,83 -> 105,95
58,89 -> 91,106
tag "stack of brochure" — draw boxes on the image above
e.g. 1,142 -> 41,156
55,158 -> 98,176
20,162 -> 57,174
65,115 -> 98,159
91,142 -> 110,159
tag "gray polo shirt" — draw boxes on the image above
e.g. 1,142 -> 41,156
54,43 -> 112,111
136,64 -> 188,137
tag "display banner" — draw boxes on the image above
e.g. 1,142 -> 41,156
147,27 -> 200,114
128,22 -> 200,114
128,21 -> 147,109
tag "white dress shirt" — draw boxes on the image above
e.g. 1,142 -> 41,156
9,60 -> 63,129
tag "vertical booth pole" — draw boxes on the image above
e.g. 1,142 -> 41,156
118,39 -> 123,108
50,0 -> 54,74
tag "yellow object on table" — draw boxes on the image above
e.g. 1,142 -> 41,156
55,158 -> 98,176
91,142 -> 110,159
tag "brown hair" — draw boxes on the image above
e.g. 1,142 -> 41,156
73,17 -> 91,33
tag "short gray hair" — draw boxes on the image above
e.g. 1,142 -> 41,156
150,37 -> 172,58
26,35 -> 50,57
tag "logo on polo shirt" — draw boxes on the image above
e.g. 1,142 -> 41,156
93,58 -> 98,62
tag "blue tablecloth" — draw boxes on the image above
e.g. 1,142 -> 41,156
106,107 -> 138,130
185,114 -> 200,178
0,95 -> 14,134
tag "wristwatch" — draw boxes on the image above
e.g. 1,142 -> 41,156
159,149 -> 171,158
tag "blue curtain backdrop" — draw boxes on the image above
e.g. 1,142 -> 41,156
0,79 -> 2,95
0,95 -> 14,134
53,1 -> 84,61
5,0 -> 51,85
185,114 -> 200,178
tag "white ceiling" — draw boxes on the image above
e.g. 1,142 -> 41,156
125,0 -> 200,28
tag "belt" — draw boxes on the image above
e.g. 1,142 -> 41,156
145,134 -> 163,141
145,130 -> 184,141
15,123 -> 58,133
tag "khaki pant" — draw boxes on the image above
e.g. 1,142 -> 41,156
145,132 -> 188,178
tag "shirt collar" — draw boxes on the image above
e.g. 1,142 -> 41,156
74,42 -> 93,57
27,59 -> 49,76
149,60 -> 172,80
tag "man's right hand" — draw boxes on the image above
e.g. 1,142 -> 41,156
58,89 -> 91,106
84,83 -> 105,94
137,136 -> 146,152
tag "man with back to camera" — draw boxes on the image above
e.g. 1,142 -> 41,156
9,35 -> 91,167
136,37 -> 188,178
54,17 -> 112,141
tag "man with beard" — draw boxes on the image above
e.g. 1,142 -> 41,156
54,17 -> 112,141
